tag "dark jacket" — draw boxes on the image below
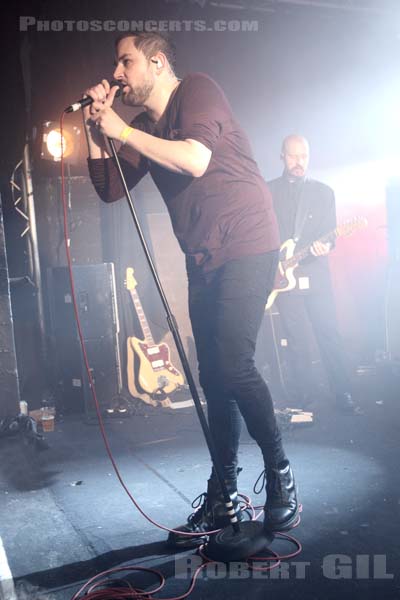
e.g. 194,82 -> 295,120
267,175 -> 337,291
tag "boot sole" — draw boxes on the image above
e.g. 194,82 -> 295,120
167,532 -> 208,549
167,512 -> 245,549
264,505 -> 300,533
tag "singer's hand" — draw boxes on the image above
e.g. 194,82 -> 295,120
82,79 -> 110,122
88,85 -> 126,140
310,240 -> 332,257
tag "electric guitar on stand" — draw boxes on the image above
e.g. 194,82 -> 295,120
266,216 -> 368,310
125,267 -> 184,406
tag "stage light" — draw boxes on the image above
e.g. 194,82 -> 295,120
41,121 -> 81,163
45,128 -> 69,161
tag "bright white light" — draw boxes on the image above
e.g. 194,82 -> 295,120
45,129 -> 68,161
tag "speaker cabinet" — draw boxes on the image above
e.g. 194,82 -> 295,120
47,263 -> 121,416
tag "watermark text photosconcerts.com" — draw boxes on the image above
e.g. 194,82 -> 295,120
19,17 -> 259,33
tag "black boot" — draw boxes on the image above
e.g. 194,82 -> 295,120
167,472 -> 243,549
260,460 -> 299,532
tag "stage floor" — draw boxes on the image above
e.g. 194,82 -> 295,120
0,365 -> 399,600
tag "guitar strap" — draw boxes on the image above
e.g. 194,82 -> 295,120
293,177 -> 311,243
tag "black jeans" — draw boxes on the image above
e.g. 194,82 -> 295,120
187,251 -> 286,480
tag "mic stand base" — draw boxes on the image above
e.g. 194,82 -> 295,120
204,521 -> 274,562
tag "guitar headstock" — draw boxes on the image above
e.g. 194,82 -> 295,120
336,216 -> 368,238
125,267 -> 137,291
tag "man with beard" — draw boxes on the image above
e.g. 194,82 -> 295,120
267,135 -> 359,415
83,32 -> 298,548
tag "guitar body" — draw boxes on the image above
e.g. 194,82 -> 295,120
126,340 -> 158,406
127,336 -> 184,395
266,238 -> 298,310
125,267 -> 185,405
265,216 -> 368,310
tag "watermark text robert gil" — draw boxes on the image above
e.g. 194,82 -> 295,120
175,554 -> 395,580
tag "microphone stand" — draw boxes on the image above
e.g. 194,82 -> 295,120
108,138 -> 272,560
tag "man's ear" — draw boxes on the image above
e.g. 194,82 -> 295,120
150,52 -> 167,70
151,58 -> 163,68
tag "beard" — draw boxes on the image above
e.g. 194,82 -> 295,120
121,76 -> 154,107
289,165 -> 305,177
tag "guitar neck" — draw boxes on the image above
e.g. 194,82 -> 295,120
284,228 -> 338,268
129,289 -> 154,344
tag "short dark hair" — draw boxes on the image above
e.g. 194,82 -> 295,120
115,32 -> 176,72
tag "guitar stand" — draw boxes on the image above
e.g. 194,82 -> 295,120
108,139 -> 272,561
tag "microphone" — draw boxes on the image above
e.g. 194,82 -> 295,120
64,80 -> 124,113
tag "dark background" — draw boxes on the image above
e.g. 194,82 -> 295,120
1,0 -> 398,174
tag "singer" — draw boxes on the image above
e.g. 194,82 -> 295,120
84,32 -> 299,548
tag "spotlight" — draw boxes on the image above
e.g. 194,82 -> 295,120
40,121 -> 81,163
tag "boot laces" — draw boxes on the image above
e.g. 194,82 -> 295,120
191,492 -> 208,511
187,472 -> 242,526
253,469 -> 266,495
188,492 -> 211,525
253,466 -> 292,504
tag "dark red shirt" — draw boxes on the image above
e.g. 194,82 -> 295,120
88,73 -> 279,272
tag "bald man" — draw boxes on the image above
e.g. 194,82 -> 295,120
267,135 -> 359,415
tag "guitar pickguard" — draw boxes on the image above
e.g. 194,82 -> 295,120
265,217 -> 368,311
129,337 -> 184,395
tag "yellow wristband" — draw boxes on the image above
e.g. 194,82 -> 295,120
120,125 -> 134,145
